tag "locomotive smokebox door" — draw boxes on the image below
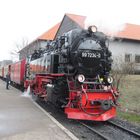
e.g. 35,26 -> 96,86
50,54 -> 59,73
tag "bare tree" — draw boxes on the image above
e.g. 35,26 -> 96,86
10,38 -> 29,61
111,55 -> 136,90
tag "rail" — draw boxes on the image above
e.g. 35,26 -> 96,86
79,122 -> 111,140
107,121 -> 140,138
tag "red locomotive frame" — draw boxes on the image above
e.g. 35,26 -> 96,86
24,72 -> 119,121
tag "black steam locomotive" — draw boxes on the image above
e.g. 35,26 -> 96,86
27,26 -> 118,121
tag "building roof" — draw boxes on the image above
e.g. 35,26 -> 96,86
38,23 -> 61,40
19,14 -> 140,54
19,13 -> 86,53
115,23 -> 140,41
66,13 -> 86,28
38,13 -> 86,40
38,15 -> 140,41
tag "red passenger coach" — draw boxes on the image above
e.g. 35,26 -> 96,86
10,59 -> 26,86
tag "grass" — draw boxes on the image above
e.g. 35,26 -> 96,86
117,110 -> 140,124
117,75 -> 140,124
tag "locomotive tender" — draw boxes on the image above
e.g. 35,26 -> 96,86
0,26 -> 119,121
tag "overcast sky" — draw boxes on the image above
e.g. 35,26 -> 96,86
0,0 -> 140,61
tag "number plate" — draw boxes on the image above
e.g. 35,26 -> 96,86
82,52 -> 101,58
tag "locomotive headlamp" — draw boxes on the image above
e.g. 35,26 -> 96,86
88,25 -> 97,33
100,78 -> 104,82
107,76 -> 113,84
77,74 -> 85,83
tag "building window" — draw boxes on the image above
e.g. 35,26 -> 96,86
125,54 -> 131,62
135,55 -> 140,63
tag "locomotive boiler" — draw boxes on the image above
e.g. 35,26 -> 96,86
25,26 -> 119,121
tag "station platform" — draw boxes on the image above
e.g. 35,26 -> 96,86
0,80 -> 78,140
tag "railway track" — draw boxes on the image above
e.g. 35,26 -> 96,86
80,120 -> 140,140
107,121 -> 140,138
37,100 -> 140,140
80,122 -> 111,140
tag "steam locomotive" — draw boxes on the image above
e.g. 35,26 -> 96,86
0,26 -> 119,121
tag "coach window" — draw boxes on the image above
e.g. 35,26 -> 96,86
125,54 -> 132,63
135,55 -> 140,63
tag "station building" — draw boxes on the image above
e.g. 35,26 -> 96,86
108,23 -> 140,72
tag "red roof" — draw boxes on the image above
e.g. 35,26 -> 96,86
38,23 -> 61,40
20,14 -> 140,54
115,23 -> 140,41
38,13 -> 86,40
38,15 -> 140,41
